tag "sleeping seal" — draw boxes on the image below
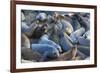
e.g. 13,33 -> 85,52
58,31 -> 73,52
21,33 -> 30,48
38,34 -> 62,53
31,44 -> 60,61
70,27 -> 85,43
73,14 -> 90,31
78,37 -> 90,46
21,47 -> 42,62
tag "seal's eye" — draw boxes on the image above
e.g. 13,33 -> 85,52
53,52 -> 57,57
53,51 -> 59,58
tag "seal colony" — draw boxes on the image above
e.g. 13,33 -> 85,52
21,10 -> 90,63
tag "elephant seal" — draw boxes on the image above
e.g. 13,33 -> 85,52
36,13 -> 47,22
78,37 -> 90,46
53,16 -> 73,35
21,22 -> 29,33
70,27 -> 85,43
71,15 -> 81,31
21,33 -> 30,48
83,30 -> 90,40
30,24 -> 47,39
58,31 -> 73,52
31,44 -> 60,61
77,45 -> 90,56
21,47 -> 42,62
73,14 -> 90,31
38,34 -> 62,53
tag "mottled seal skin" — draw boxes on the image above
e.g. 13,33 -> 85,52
38,34 -> 62,53
70,27 -> 85,43
58,31 -> 73,52
31,44 -> 60,61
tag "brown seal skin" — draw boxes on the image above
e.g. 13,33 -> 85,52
52,46 -> 86,61
21,47 -> 42,62
52,46 -> 78,61
21,33 -> 30,48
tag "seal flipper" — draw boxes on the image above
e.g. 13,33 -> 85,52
39,52 -> 49,62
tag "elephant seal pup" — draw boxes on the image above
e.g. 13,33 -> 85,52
38,34 -> 62,53
31,44 -> 60,61
58,31 -> 73,52
70,27 -> 85,43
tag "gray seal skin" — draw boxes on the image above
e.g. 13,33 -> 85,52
21,22 -> 29,33
78,37 -> 90,46
31,44 -> 60,61
38,34 -> 62,53
74,14 -> 90,31
77,30 -> 90,46
83,30 -> 90,40
58,19 -> 74,34
77,45 -> 90,56
71,15 -> 81,31
36,13 -> 47,22
70,27 -> 85,44
58,31 -> 73,52
76,49 -> 87,60
22,11 -> 37,26
21,21 -> 38,37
